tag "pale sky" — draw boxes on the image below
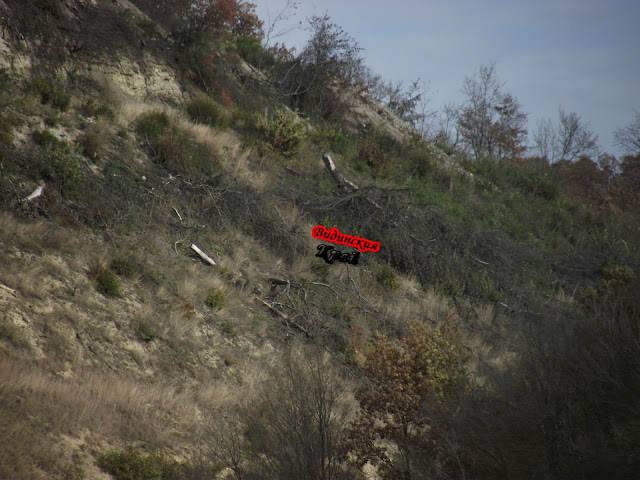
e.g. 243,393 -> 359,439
254,0 -> 640,158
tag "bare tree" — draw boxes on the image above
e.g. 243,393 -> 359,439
366,76 -> 435,135
614,108 -> 640,157
556,107 -> 599,161
433,102 -> 461,154
244,346 -> 354,480
532,108 -> 599,162
531,117 -> 558,160
278,14 -> 366,118
457,63 -> 527,161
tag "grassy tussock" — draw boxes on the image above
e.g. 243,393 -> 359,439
119,99 -> 241,163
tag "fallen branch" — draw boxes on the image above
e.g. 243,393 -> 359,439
254,297 -> 312,337
473,257 -> 489,266
190,243 -> 216,266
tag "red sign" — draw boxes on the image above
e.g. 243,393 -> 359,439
311,225 -> 380,253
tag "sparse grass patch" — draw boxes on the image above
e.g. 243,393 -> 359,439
0,322 -> 31,350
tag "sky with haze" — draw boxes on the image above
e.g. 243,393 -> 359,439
253,0 -> 640,158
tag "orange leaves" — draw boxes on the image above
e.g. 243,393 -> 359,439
342,317 -> 469,475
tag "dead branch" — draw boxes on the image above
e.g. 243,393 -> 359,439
322,154 -> 358,193
22,184 -> 44,202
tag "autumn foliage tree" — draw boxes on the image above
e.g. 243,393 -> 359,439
343,318 -> 469,479
457,63 -> 527,162
131,0 -> 263,46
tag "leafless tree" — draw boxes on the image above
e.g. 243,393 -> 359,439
531,117 -> 558,160
433,102 -> 462,154
244,346 -> 354,480
277,14 -> 366,118
614,108 -> 640,157
532,107 -> 599,162
366,75 -> 436,135
556,107 -> 599,161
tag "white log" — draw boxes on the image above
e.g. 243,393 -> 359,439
322,154 -> 358,192
23,185 -> 44,202
190,243 -> 216,266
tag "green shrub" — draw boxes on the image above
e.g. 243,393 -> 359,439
94,266 -> 122,297
136,112 -> 216,176
95,446 -> 181,480
471,273 -> 503,302
156,126 -> 216,176
135,317 -> 157,342
187,97 -> 228,129
78,129 -> 104,160
377,262 -> 399,290
137,16 -> 157,36
135,111 -> 170,142
111,254 -> 139,278
39,144 -> 83,198
259,109 -> 308,158
219,320 -> 236,337
204,287 -> 226,310
0,118 -> 14,145
35,0 -> 57,15
516,169 -> 559,200
229,36 -> 266,66
44,114 -> 59,127
78,99 -> 117,122
26,75 -> 70,111
33,129 -> 59,148
310,122 -> 351,154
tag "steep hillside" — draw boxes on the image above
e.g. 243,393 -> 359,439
1,1 -> 639,479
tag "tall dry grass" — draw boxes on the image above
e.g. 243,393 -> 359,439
0,357 -> 231,478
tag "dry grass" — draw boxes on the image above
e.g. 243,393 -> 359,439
119,97 -> 242,161
0,213 -> 72,253
175,115 -> 239,159
0,354 -> 244,479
